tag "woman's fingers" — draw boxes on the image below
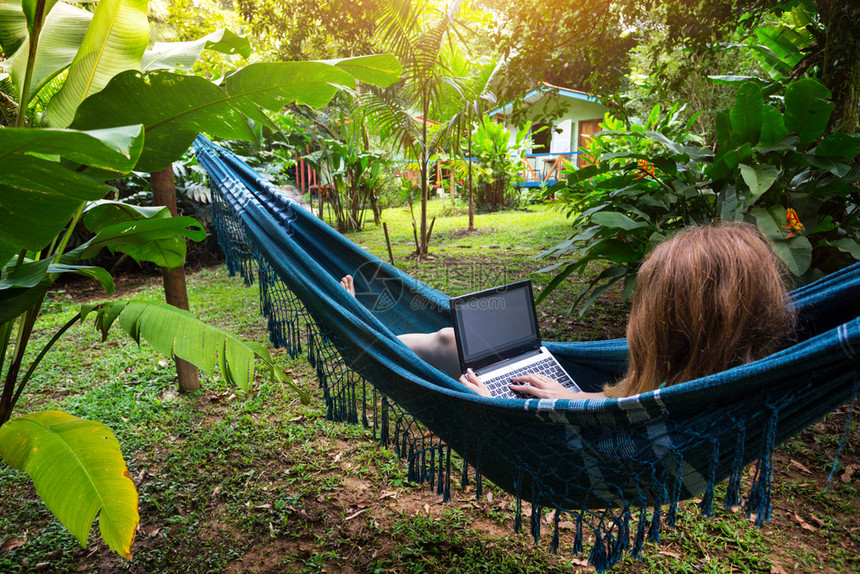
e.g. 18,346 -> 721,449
510,374 -> 555,387
510,373 -> 573,399
458,369 -> 490,397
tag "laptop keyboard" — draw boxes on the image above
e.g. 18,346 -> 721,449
482,356 -> 577,398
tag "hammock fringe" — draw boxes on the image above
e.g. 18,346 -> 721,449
196,136 -> 860,573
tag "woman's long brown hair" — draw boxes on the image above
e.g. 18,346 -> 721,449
604,224 -> 796,398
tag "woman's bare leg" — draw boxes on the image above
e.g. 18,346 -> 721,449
397,328 -> 460,379
340,275 -> 460,378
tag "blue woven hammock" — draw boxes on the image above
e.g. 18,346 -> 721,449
194,136 -> 859,571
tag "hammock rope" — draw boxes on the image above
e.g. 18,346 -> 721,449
195,136 -> 859,571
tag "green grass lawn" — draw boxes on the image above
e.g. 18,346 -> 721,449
0,203 -> 856,573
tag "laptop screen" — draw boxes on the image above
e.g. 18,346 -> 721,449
450,280 -> 541,370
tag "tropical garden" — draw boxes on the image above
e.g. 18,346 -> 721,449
0,0 -> 858,571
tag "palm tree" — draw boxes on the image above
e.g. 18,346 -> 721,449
368,0 -> 468,257
434,47 -> 504,229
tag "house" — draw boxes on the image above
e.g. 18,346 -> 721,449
488,83 -> 609,187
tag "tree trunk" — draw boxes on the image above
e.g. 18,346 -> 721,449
819,0 -> 860,134
150,167 -> 200,392
419,84 -> 429,257
467,109 -> 475,230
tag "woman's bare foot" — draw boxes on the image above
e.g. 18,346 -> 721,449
340,275 -> 356,296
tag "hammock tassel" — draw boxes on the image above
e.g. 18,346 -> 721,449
443,446 -> 452,502
611,507 -> 631,565
380,399 -> 390,447
699,437 -> 720,517
529,499 -> 542,545
724,421 -> 746,510
572,511 -> 584,555
828,375 -> 859,482
513,471 -> 523,534
667,454 -> 684,527
746,404 -> 778,526
460,455 -> 469,491
632,501 -> 647,560
589,525 -> 608,573
648,489 -> 663,543
475,457 -> 483,500
550,509 -> 561,554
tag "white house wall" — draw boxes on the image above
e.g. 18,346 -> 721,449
501,96 -> 608,156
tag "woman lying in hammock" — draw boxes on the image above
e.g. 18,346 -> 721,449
341,223 -> 796,400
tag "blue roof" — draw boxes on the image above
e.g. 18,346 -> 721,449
488,84 -> 600,117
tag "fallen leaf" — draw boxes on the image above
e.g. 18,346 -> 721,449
158,359 -> 169,368
255,504 -> 272,509
345,508 -> 370,521
558,521 -> 575,529
486,491 -> 493,503
771,564 -> 789,574
842,465 -> 854,484
789,459 -> 812,474
658,550 -> 681,558
423,504 -> 430,513
793,512 -> 816,532
808,513 -> 826,527
1,538 -> 24,553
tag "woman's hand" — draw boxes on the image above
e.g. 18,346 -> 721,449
510,374 -> 597,400
458,368 -> 491,398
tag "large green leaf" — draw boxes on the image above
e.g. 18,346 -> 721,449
0,0 -> 29,57
0,256 -> 53,289
590,211 -> 650,231
141,28 -> 251,72
327,54 -> 402,87
4,0 -> 92,104
0,278 -> 51,323
784,78 -> 834,146
84,200 -> 171,231
93,301 -> 309,401
0,410 -> 138,558
738,163 -> 778,200
0,124 -> 143,170
759,105 -> 788,147
815,132 -> 860,160
729,82 -> 763,146
72,56 -> 402,171
81,216 -> 206,269
0,125 -> 144,264
752,206 -> 812,276
46,0 -> 149,127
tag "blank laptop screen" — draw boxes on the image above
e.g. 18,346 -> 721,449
453,283 -> 540,367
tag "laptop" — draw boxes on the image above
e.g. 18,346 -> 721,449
449,280 -> 581,399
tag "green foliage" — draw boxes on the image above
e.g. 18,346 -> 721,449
540,79 -> 860,313
0,411 -> 138,558
0,0 -> 401,559
454,117 -> 531,212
